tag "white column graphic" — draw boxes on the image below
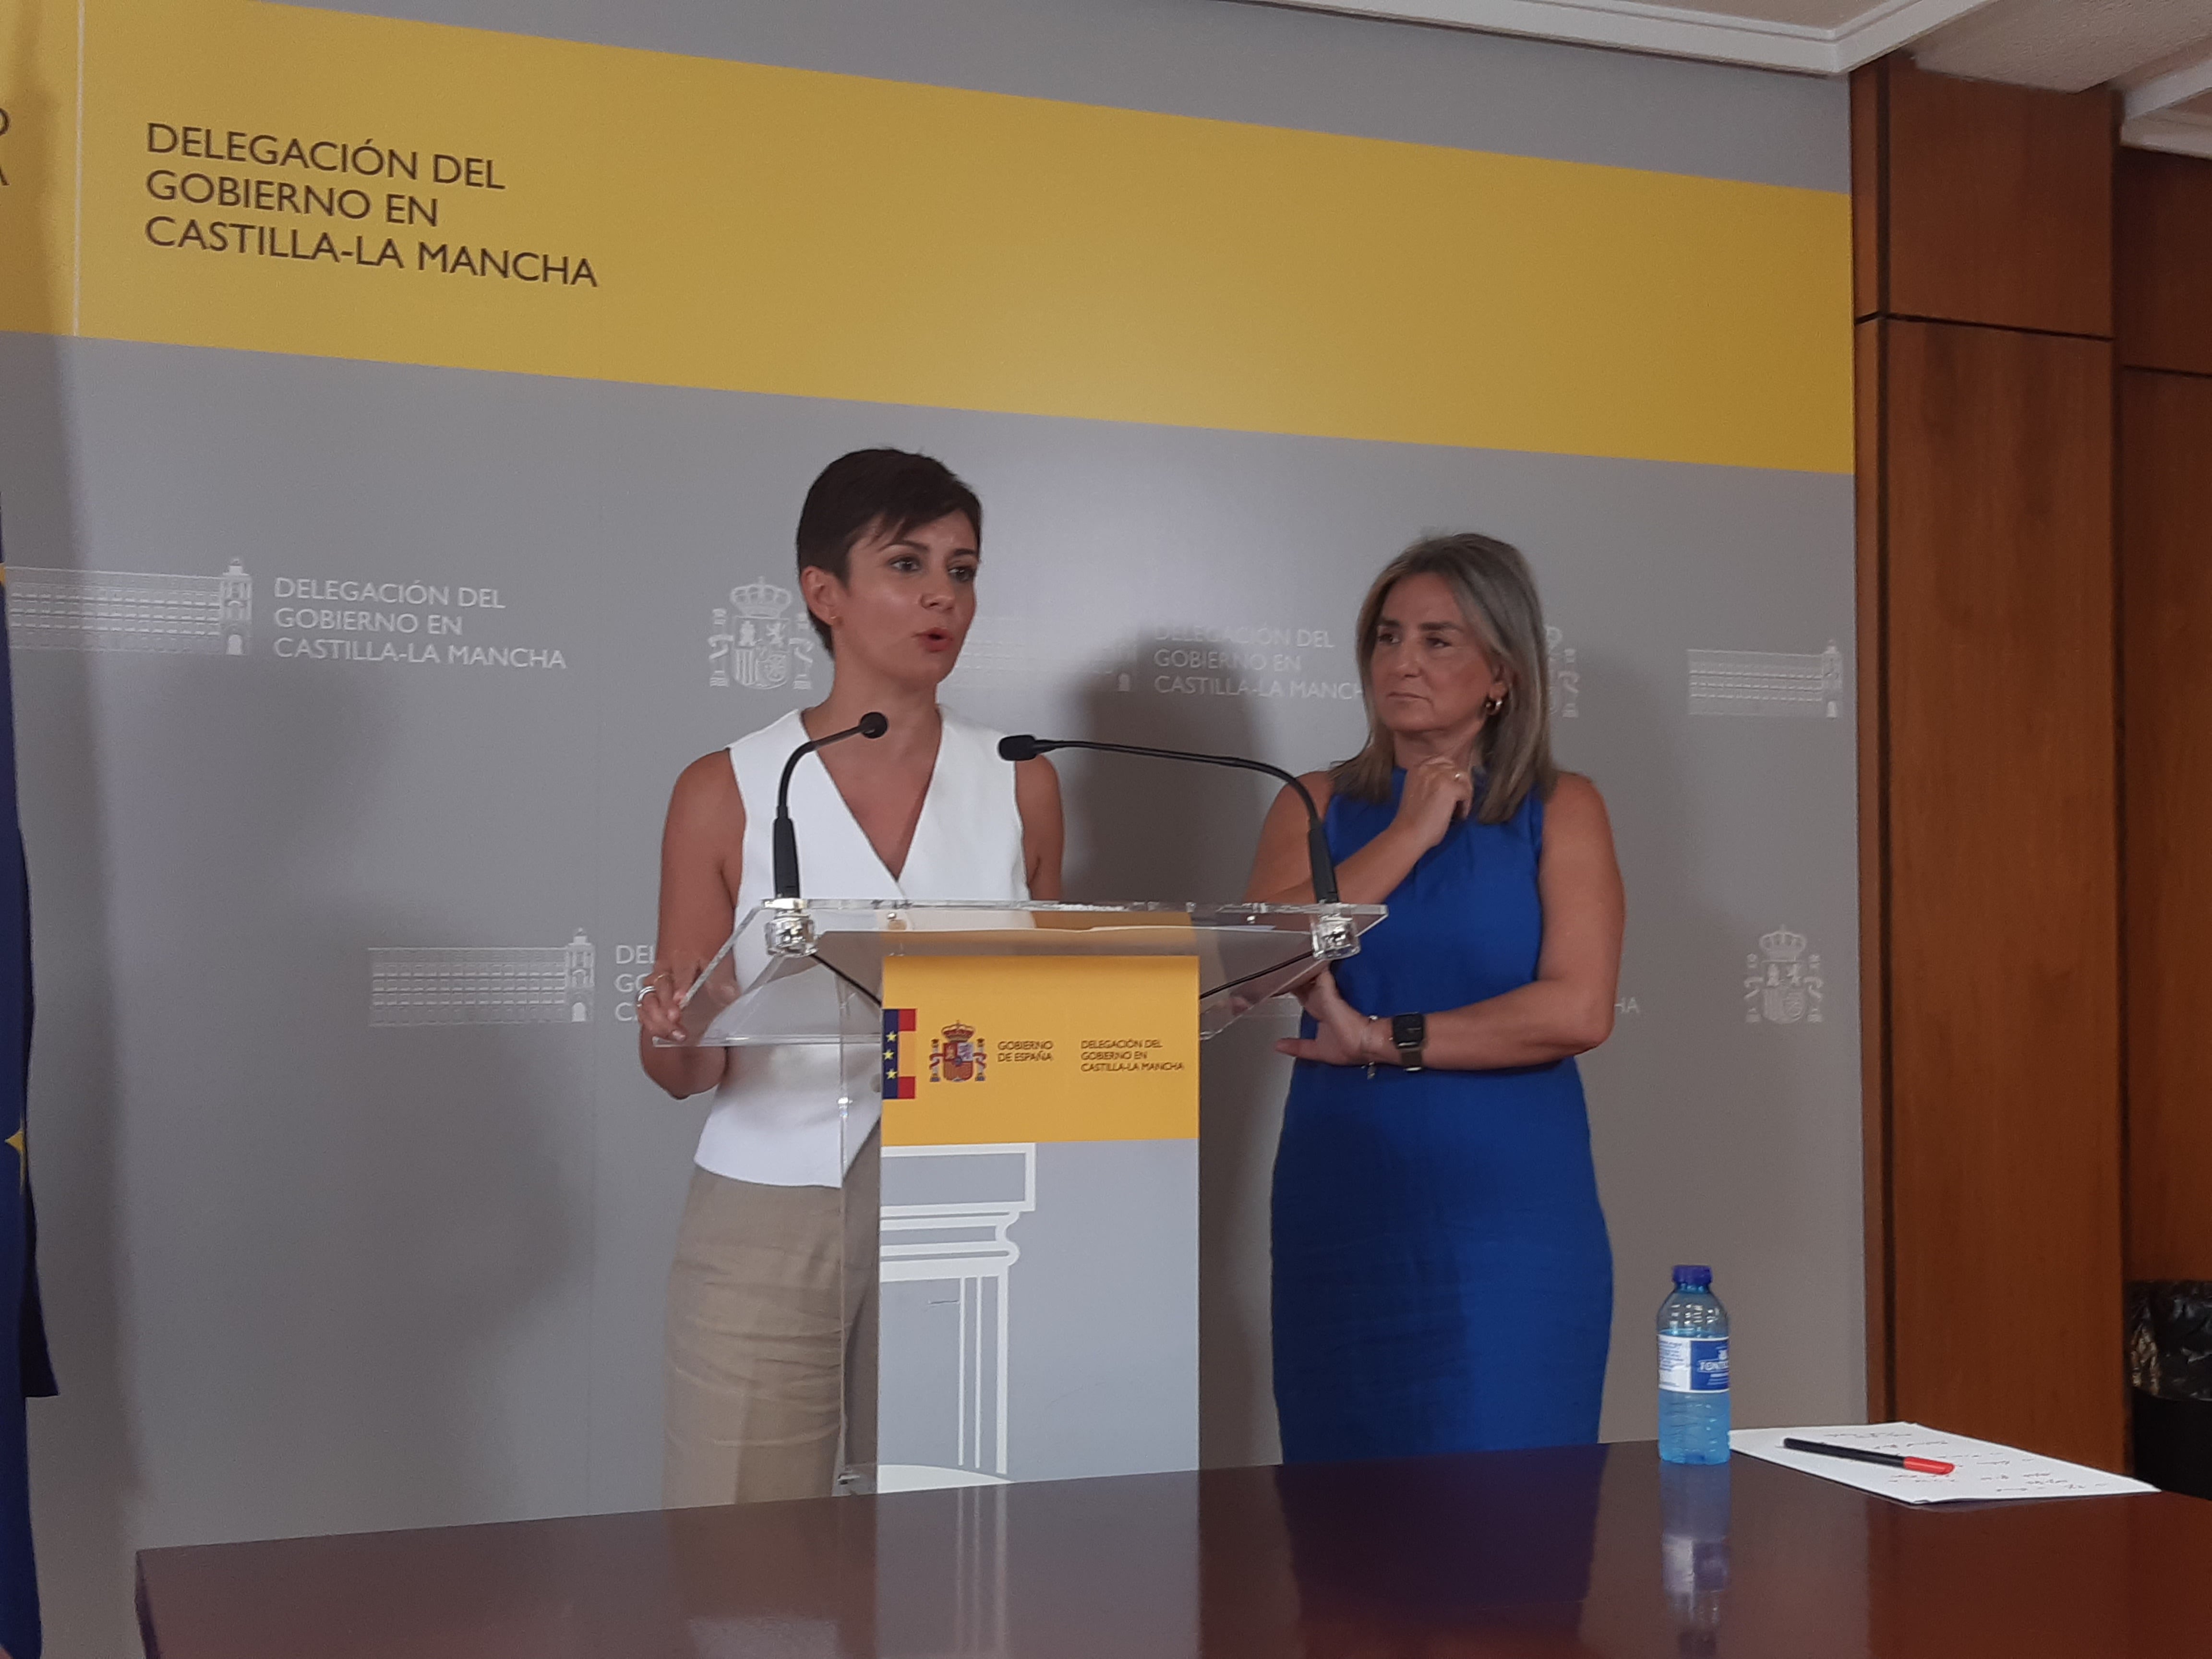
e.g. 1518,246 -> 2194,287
878,1143 -> 1037,1481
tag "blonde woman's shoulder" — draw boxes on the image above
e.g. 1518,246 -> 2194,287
1546,771 -> 1612,826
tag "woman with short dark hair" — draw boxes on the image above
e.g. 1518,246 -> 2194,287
637,448 -> 1062,1504
1246,533 -> 1623,1460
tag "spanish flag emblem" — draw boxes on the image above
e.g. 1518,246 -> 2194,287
881,1008 -> 918,1100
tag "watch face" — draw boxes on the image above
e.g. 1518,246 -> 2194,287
1392,1012 -> 1425,1047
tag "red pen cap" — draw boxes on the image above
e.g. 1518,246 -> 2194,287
1902,1456 -> 1955,1475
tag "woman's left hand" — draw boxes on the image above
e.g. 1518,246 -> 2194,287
1275,968 -> 1390,1067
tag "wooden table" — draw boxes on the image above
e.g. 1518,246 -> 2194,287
136,1442 -> 2212,1657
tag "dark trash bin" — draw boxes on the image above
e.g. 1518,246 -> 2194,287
2128,1280 -> 2212,1502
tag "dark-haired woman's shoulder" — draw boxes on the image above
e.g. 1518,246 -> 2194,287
1012,751 -> 1066,900
667,746 -> 744,825
661,749 -> 746,901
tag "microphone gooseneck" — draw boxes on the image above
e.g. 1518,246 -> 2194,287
997,733 -> 1340,904
773,712 -> 890,900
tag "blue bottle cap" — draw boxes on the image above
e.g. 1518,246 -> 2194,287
1673,1265 -> 1713,1287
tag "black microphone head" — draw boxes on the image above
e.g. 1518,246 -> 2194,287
997,733 -> 1043,762
857,711 -> 889,739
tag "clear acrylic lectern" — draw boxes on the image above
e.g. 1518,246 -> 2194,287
662,898 -> 1384,1495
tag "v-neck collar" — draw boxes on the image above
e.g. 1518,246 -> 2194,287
798,709 -> 946,894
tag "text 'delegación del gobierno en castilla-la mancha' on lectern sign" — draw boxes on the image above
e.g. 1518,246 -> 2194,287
659,728 -> 1383,1496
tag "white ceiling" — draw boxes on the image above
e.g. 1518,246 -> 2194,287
1247,0 -> 2212,156
1919,0 -> 2212,153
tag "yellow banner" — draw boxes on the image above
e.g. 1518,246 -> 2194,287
0,0 -> 1852,472
881,956 -> 1198,1145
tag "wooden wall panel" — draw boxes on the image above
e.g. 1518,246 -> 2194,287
2117,150 -> 2212,376
1880,319 -> 2123,1469
1881,58 -> 2112,337
1854,318 -> 1890,1417
2121,368 -> 2212,1280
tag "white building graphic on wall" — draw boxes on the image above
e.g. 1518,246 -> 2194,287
369,931 -> 594,1026
709,579 -> 815,693
1687,640 -> 1842,717
1745,927 -> 1823,1025
7,561 -> 252,655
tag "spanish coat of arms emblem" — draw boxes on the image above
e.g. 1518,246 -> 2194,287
1746,928 -> 1822,1024
930,1022 -> 986,1083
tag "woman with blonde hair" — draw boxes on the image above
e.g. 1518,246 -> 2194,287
1246,533 -> 1623,1459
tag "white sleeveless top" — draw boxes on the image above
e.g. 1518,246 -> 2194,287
696,708 -> 1031,1188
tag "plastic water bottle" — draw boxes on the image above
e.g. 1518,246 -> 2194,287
1658,1265 -> 1730,1465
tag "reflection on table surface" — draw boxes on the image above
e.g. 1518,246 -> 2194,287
135,1441 -> 2212,1659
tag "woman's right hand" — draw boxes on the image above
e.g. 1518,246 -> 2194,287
1391,755 -> 1476,851
635,961 -> 693,1045
641,751 -> 746,1096
637,956 -> 738,1046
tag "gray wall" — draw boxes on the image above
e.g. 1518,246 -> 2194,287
3,4 -> 1854,1654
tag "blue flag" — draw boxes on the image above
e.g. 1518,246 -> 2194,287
0,544 -> 56,1659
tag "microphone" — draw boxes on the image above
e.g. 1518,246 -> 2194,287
997,733 -> 1339,904
773,712 -> 889,899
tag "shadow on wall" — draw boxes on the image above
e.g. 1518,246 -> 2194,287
1062,648 -> 1273,906
9,354 -> 135,1659
0,21 -> 114,1659
1195,1019 -> 1295,1470
7,397 -> 589,1657
1044,632 -> 1822,1461
2,0 -> 137,1626
142,644 -> 590,1525
1067,653 -> 1296,1470
1571,648 -> 1805,1444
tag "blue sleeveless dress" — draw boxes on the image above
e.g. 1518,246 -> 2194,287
1272,774 -> 1613,1462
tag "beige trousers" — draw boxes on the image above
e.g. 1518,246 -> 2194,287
661,1135 -> 878,1506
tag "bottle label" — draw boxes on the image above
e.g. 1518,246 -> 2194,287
1659,1334 -> 1729,1394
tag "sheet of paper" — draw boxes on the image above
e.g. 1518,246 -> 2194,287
1730,1422 -> 2159,1505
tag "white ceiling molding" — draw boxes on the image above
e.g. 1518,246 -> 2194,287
1243,0 -> 2004,74
2124,43 -> 2212,120
1916,1 -> 2212,96
2123,110 -> 2212,158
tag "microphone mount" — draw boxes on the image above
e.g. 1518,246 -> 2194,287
997,734 -> 1339,904
773,711 -> 889,901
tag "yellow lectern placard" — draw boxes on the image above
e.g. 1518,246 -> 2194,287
880,956 -> 1198,1146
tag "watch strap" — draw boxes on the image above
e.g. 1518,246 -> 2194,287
1390,1012 -> 1427,1072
